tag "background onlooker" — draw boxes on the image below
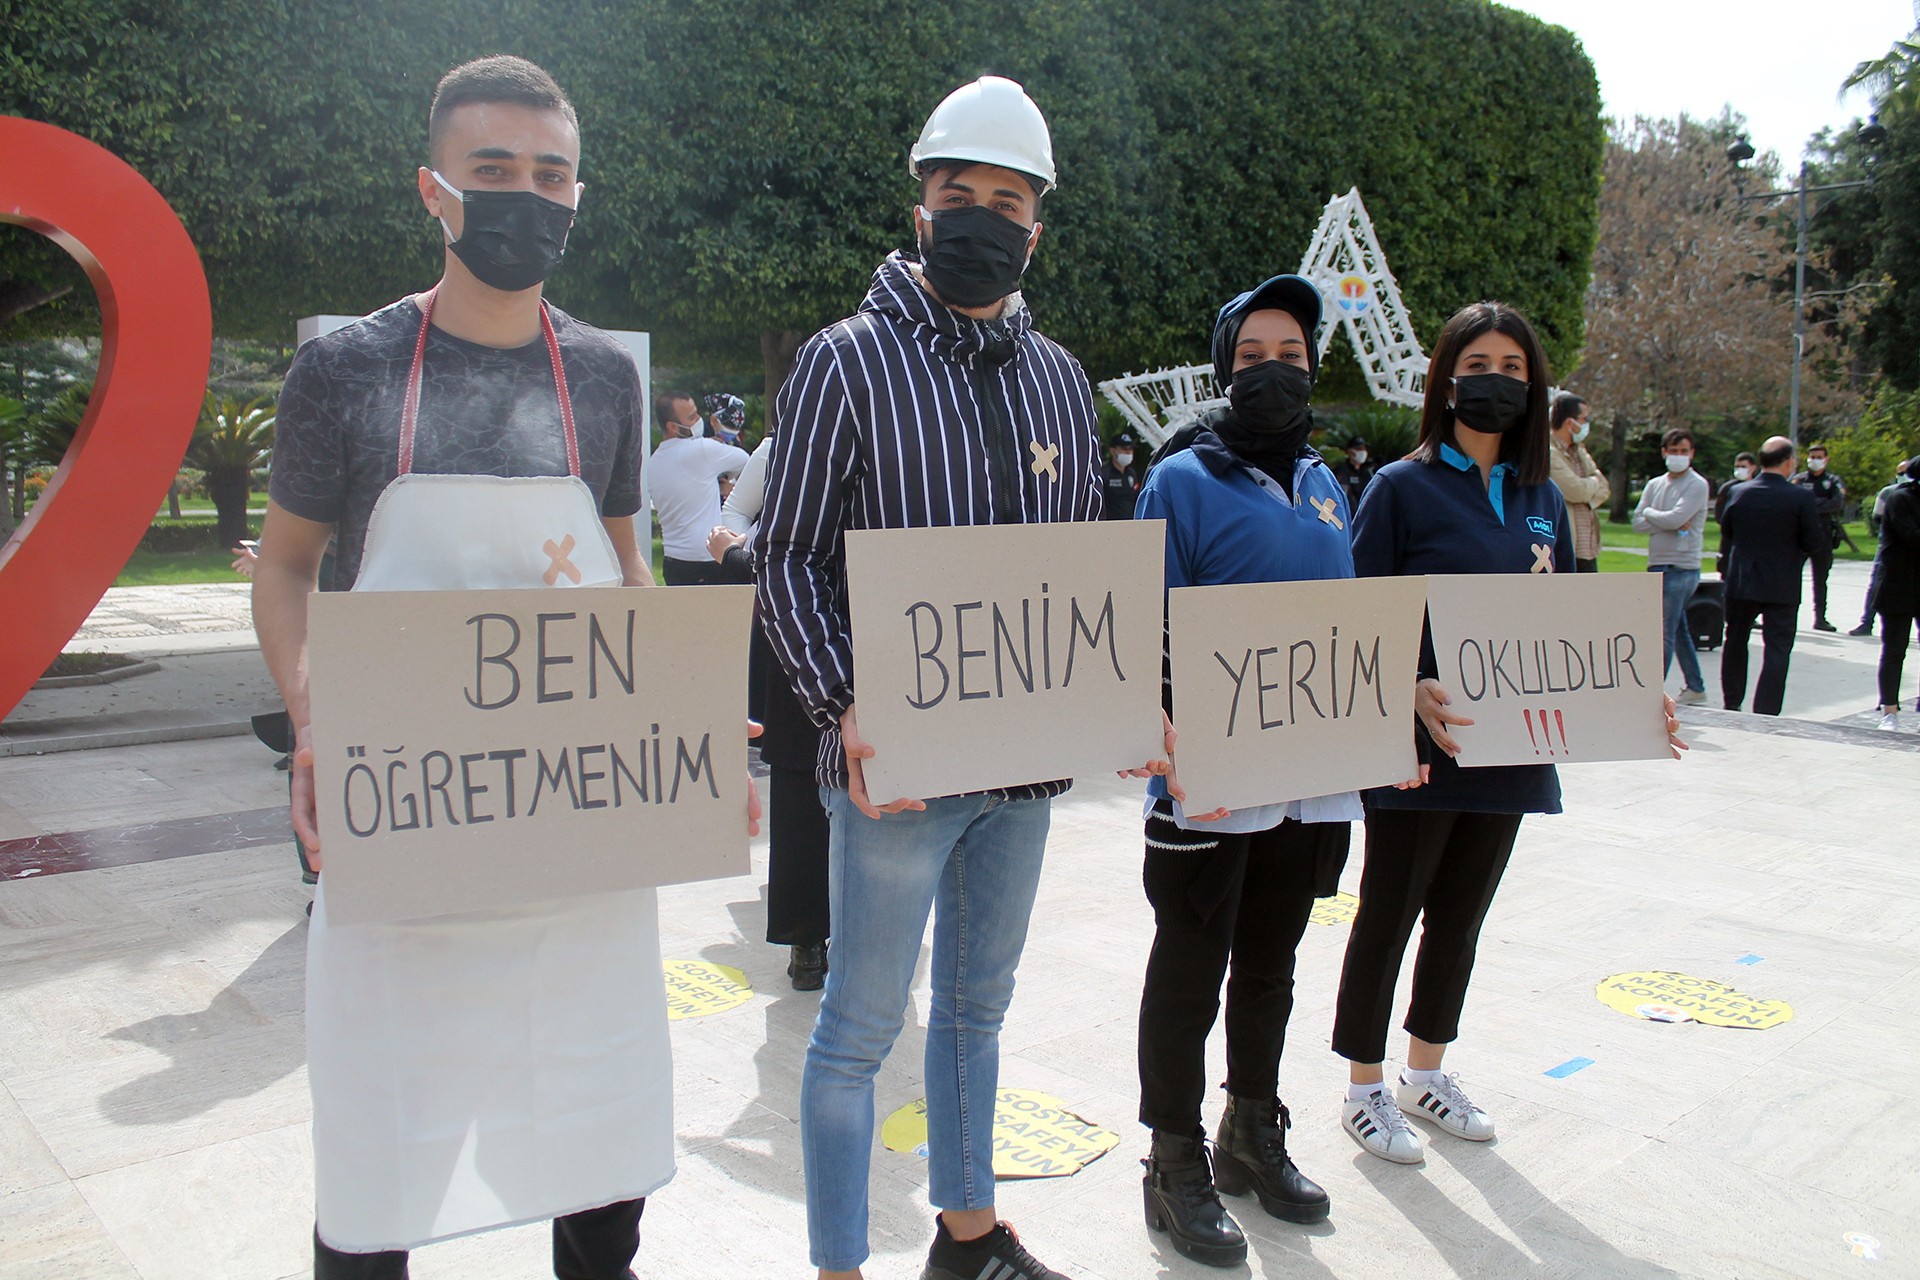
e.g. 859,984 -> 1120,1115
1854,458 -> 1912,636
1872,456 -> 1920,730
1633,428 -> 1710,703
1332,435 -> 1376,516
1720,436 -> 1825,715
650,390 -> 749,585
1790,442 -> 1847,631
1548,394 -> 1609,572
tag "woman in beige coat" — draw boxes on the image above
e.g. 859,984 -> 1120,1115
1549,394 -> 1610,572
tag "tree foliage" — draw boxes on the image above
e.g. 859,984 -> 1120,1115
3,0 -> 1603,393
1574,116 -> 1796,436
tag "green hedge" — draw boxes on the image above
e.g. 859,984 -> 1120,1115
140,516 -> 260,553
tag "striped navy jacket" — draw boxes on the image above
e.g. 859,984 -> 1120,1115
754,251 -> 1103,795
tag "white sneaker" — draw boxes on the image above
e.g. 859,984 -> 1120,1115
1342,1088 -> 1425,1164
1880,708 -> 1900,731
1397,1073 -> 1496,1142
1676,689 -> 1707,706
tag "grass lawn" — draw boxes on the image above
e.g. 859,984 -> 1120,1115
116,548 -> 244,587
1596,517 -> 1874,568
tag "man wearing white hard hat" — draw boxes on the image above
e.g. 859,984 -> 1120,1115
757,75 -> 1166,1280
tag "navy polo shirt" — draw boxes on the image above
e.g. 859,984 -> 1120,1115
1352,445 -> 1575,815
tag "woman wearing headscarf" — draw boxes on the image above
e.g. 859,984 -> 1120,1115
1331,301 -> 1685,1164
1132,275 -> 1352,1267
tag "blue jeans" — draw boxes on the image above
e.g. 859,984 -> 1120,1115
1652,565 -> 1704,692
803,788 -> 1053,1271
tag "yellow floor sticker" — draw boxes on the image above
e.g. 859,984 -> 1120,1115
1595,970 -> 1793,1029
881,1088 -> 1120,1179
1310,891 -> 1359,927
663,959 -> 754,1020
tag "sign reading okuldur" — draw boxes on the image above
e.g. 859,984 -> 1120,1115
1423,572 -> 1669,767
1167,577 -> 1428,813
308,586 -> 755,925
844,522 -> 1166,801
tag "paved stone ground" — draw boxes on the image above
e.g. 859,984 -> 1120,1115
1,564 -> 1916,1278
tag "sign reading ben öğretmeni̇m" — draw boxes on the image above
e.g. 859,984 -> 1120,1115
1166,576 -> 1428,814
843,521 -> 1166,801
1421,571 -> 1669,768
307,585 -> 754,925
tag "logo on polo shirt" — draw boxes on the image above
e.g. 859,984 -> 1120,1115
1526,515 -> 1554,538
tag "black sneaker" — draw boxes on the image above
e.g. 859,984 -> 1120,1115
1813,618 -> 1838,632
921,1219 -> 1068,1280
1850,622 -> 1875,636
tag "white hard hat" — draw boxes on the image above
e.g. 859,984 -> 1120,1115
909,75 -> 1056,194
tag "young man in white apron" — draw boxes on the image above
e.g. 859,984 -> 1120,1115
252,56 -> 667,1278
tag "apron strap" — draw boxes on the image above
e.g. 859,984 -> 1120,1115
399,287 -> 580,478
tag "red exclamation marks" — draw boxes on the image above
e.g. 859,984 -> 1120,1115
1524,708 -> 1541,755
1554,708 -> 1569,754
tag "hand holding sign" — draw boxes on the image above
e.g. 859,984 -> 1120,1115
841,703 -> 929,820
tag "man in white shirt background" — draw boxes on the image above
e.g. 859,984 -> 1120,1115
650,389 -> 749,584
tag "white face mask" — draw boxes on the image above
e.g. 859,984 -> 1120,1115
1734,466 -> 1752,481
1665,453 -> 1691,473
1350,450 -> 1368,466
1809,458 -> 1827,473
1114,451 -> 1134,469
1572,423 -> 1590,444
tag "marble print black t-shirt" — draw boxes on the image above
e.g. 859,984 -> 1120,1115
270,296 -> 644,591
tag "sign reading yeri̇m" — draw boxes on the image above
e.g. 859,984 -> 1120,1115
1422,572 -> 1668,768
844,522 -> 1166,800
1167,577 -> 1427,813
307,586 -> 754,925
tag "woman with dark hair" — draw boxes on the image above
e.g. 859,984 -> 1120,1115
1548,393 -> 1609,572
1132,275 -> 1352,1266
1331,301 -> 1682,1165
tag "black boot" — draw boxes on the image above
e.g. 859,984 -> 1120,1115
787,942 -> 827,992
1141,1129 -> 1247,1267
1214,1096 -> 1330,1223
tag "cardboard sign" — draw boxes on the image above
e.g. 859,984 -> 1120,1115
307,586 -> 754,925
844,522 -> 1165,800
1167,576 -> 1427,813
1422,572 -> 1668,767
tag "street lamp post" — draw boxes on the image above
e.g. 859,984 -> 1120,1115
1728,119 -> 1886,446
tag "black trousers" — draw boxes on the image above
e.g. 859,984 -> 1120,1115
1331,808 -> 1522,1064
1722,598 -> 1797,715
1809,546 -> 1834,621
1861,550 -> 1885,627
1879,612 -> 1918,708
765,764 -> 830,946
1136,815 -> 1322,1134
662,555 -> 726,586
1574,557 -> 1598,574
313,1198 -> 644,1279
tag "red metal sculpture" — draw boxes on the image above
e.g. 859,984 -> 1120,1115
0,118 -> 213,719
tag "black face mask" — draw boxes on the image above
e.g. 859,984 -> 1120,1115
440,178 -> 576,293
1214,359 -> 1314,473
1451,373 -> 1531,435
919,204 -> 1033,310
1230,360 -> 1313,439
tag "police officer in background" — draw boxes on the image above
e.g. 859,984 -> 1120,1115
1103,430 -> 1142,519
1332,435 -> 1375,516
1792,442 -> 1847,631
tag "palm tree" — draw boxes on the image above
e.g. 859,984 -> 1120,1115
188,394 -> 275,551
1843,28 -> 1920,116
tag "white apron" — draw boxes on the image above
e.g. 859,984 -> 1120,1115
308,290 -> 674,1252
